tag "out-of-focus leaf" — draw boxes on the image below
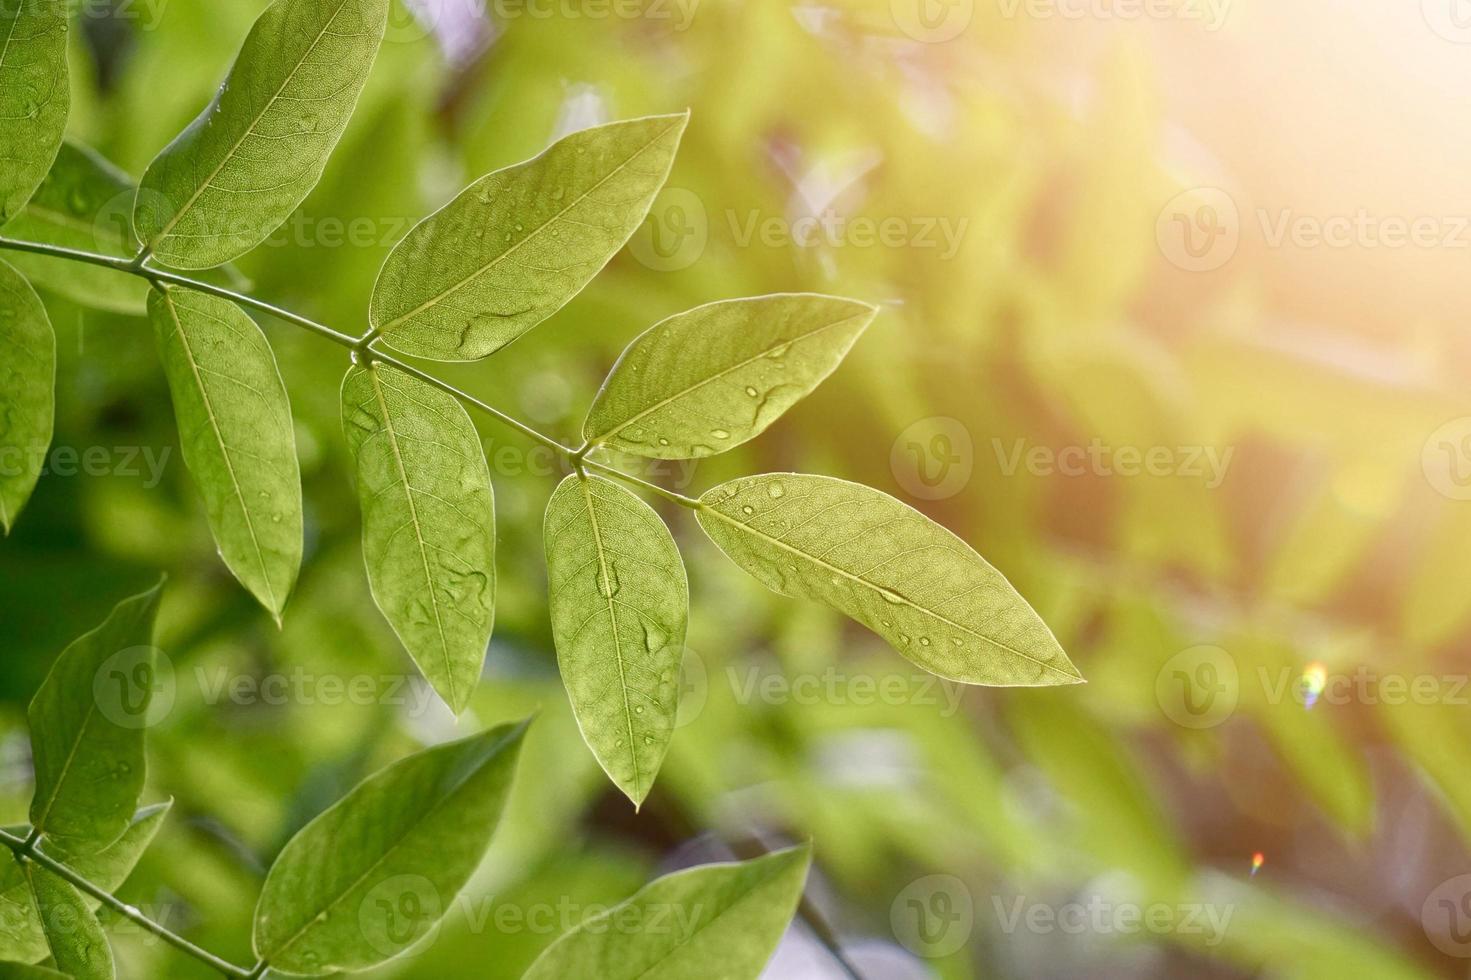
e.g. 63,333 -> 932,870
370,113 -> 687,360
28,584 -> 162,854
0,0 -> 68,224
544,473 -> 687,807
252,721 -> 528,974
25,866 -> 112,980
0,961 -> 69,978
149,287 -> 302,621
583,294 -> 876,459
697,474 -> 1081,685
134,0 -> 389,268
522,845 -> 811,980
0,260 -> 53,533
340,363 -> 495,714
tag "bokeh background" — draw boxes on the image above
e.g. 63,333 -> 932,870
5,0 -> 1471,976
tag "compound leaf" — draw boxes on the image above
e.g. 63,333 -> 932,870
24,868 -> 112,980
544,474 -> 687,807
370,113 -> 687,360
0,259 -> 53,534
150,287 -> 302,621
585,294 -> 876,459
134,0 -> 389,268
697,475 -> 1082,686
252,722 -> 528,974
28,584 -> 163,854
0,0 -> 68,224
523,845 -> 812,980
341,363 -> 495,714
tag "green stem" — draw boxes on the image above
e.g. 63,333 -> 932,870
0,236 -> 695,505
0,827 -> 256,979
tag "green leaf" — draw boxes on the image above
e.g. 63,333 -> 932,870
370,113 -> 688,360
252,721 -> 529,974
1,142 -> 149,314
134,0 -> 389,268
0,0 -> 68,224
0,961 -> 70,979
28,584 -> 163,854
149,286 -> 302,621
544,474 -> 687,807
0,803 -> 172,963
0,259 -> 54,534
341,363 -> 496,714
697,475 -> 1082,686
584,294 -> 877,459
522,845 -> 812,980
24,866 -> 113,980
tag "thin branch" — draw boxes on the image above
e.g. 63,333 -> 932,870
0,827 -> 255,979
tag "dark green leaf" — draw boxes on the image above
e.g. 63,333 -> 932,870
0,0 -> 68,224
149,287 -> 302,621
522,845 -> 812,980
252,721 -> 529,974
584,294 -> 877,459
25,866 -> 113,980
697,475 -> 1083,685
134,0 -> 389,268
341,363 -> 495,714
544,474 -> 687,807
370,113 -> 687,360
0,259 -> 53,534
0,960 -> 70,978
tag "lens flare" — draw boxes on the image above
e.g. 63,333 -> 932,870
1301,662 -> 1328,710
1251,852 -> 1265,877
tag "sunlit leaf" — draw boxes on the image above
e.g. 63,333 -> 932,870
544,473 -> 687,807
0,0 -> 68,224
134,0 -> 389,268
28,584 -> 162,854
341,362 -> 495,714
697,474 -> 1082,685
150,287 -> 302,621
252,721 -> 528,974
523,845 -> 811,980
370,113 -> 687,360
0,260 -> 53,534
584,294 -> 876,459
25,866 -> 113,980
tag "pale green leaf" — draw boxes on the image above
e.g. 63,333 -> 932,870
0,0 -> 68,224
0,961 -> 69,979
697,475 -> 1082,686
28,584 -> 162,853
523,845 -> 812,980
584,294 -> 877,459
252,721 -> 529,974
544,474 -> 687,807
0,803 -> 171,964
25,866 -> 113,980
149,286 -> 302,621
370,113 -> 688,360
0,143 -> 148,315
341,363 -> 495,714
0,259 -> 53,534
134,0 -> 389,268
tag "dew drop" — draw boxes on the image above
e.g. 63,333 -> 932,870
745,386 -> 759,397
657,437 -> 670,446
767,482 -> 785,498
642,621 -> 668,652
711,428 -> 730,440
878,587 -> 904,604
634,705 -> 645,715
596,563 -> 621,598
950,637 -> 964,647
897,633 -> 912,645
766,342 -> 790,359
741,505 -> 754,515
919,636 -> 931,646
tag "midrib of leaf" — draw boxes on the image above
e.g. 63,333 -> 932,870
367,367 -> 457,709
376,117 -> 683,335
578,475 -> 643,803
159,290 -> 279,614
588,309 -> 869,448
23,866 -> 62,965
0,12 -> 23,85
262,734 -> 508,962
624,868 -> 780,980
29,694 -> 102,837
700,504 -> 1078,682
146,0 -> 354,251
